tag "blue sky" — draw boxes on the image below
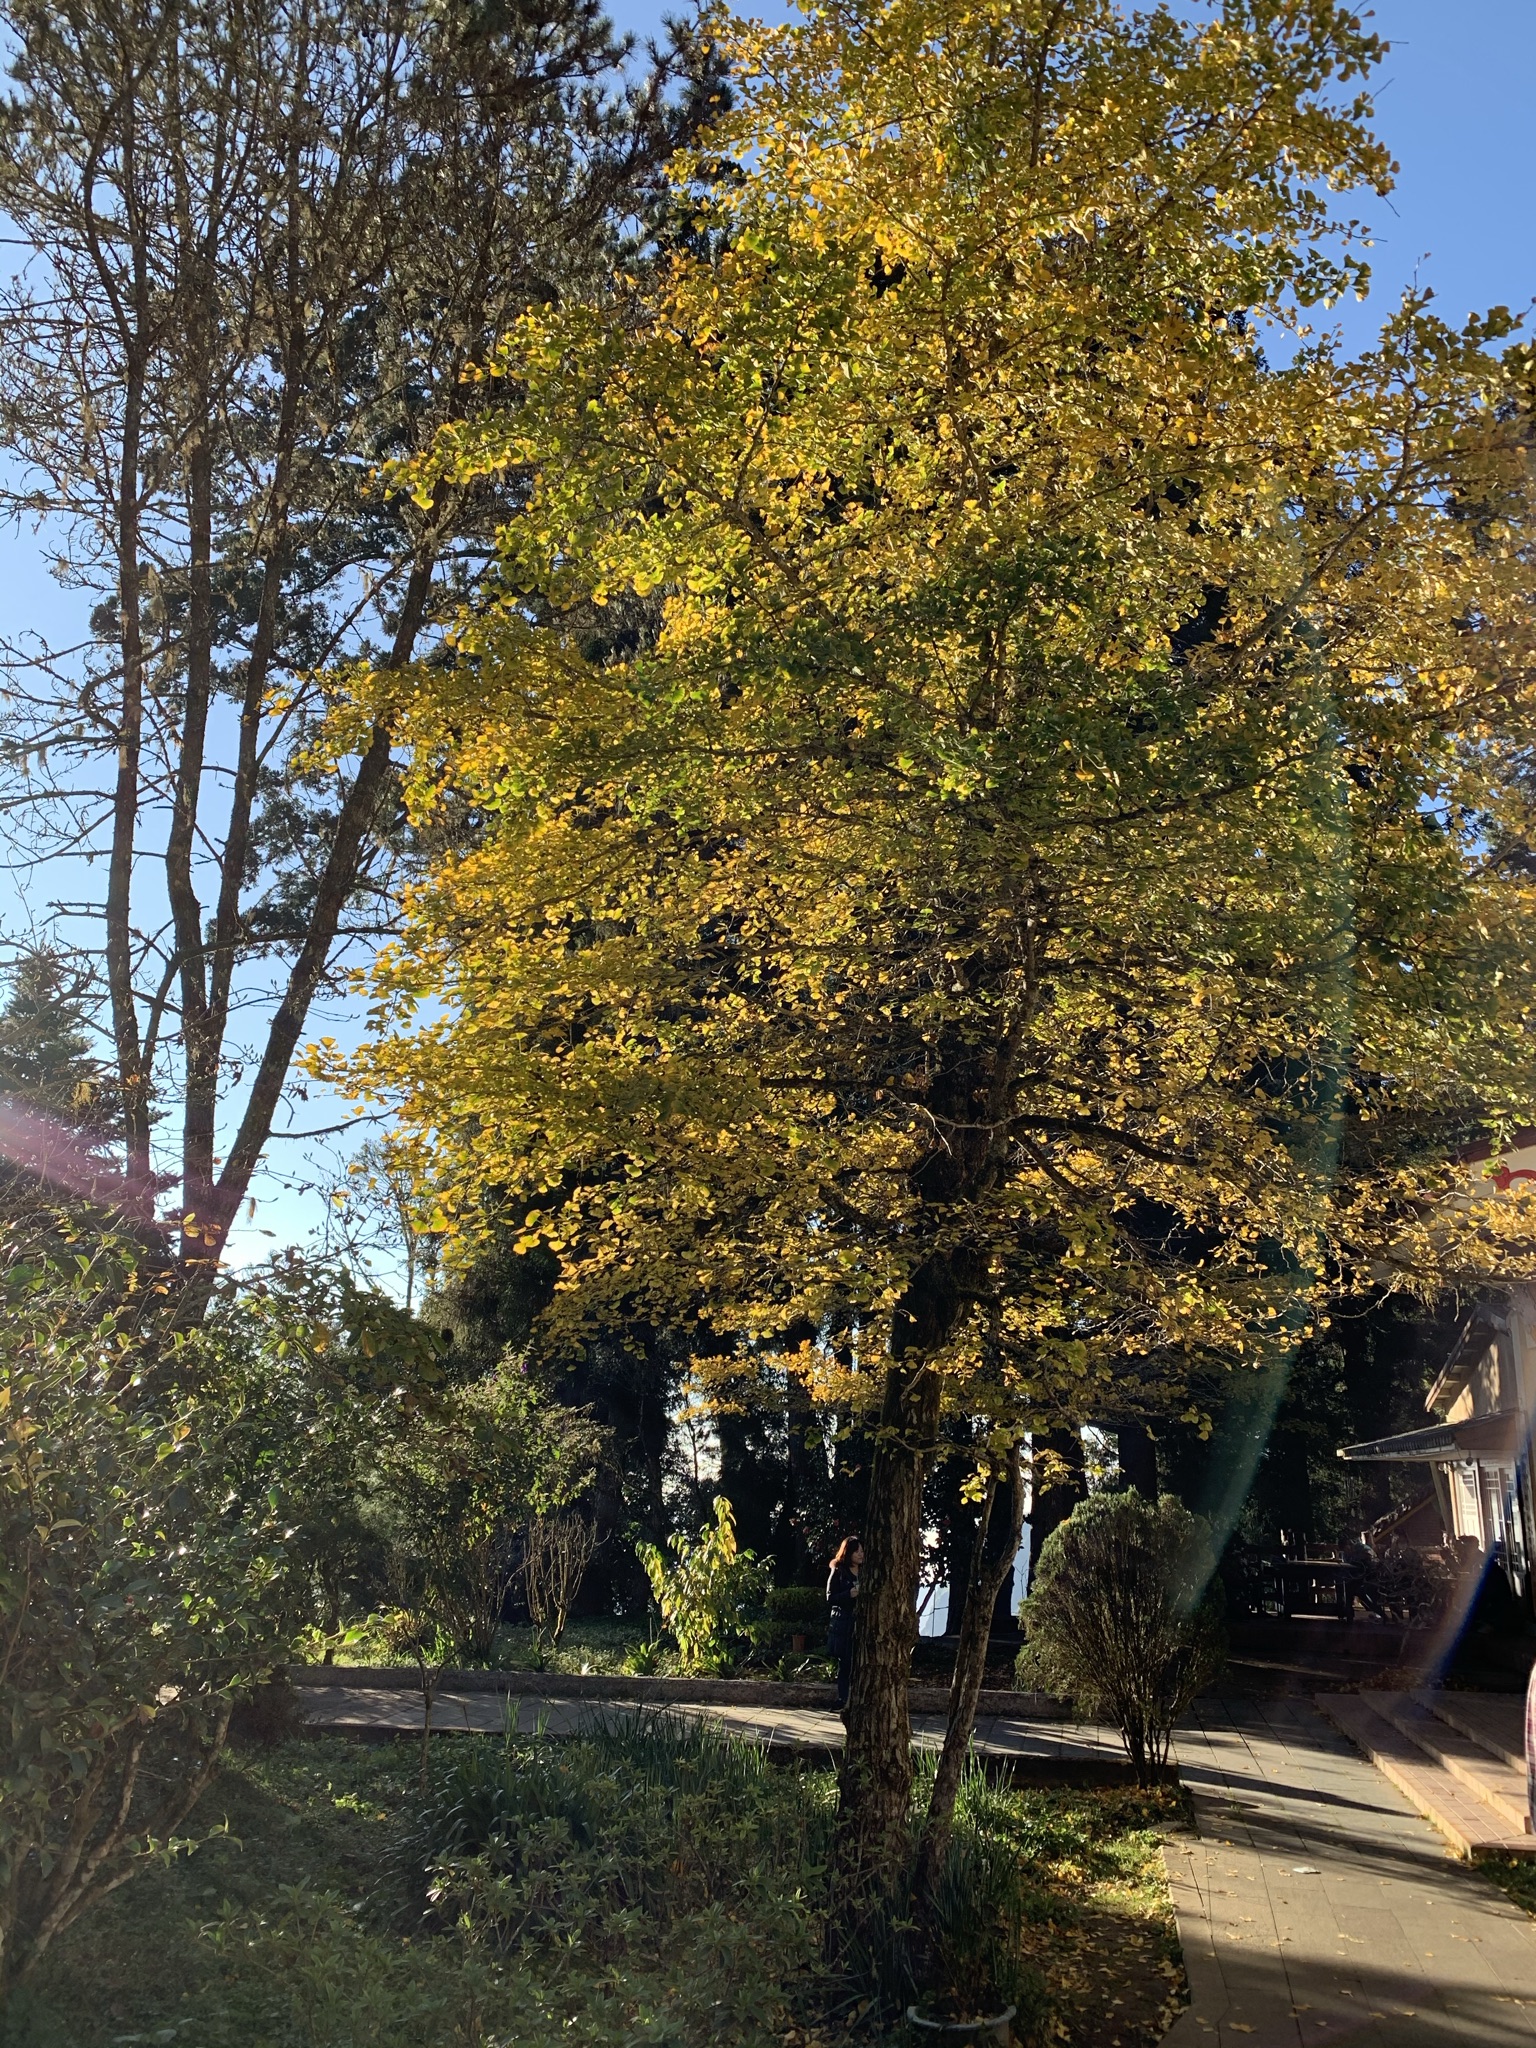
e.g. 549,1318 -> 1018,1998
1312,0 -> 1536,349
1,0 -> 1530,1273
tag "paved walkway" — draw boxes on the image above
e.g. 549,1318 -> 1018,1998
300,1683 -> 1128,1772
1164,1698 -> 1536,2047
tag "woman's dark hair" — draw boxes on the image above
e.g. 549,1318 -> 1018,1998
830,1535 -> 864,1568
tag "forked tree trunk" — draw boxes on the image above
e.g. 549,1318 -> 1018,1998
914,1439 -> 1025,1903
830,1362 -> 941,1931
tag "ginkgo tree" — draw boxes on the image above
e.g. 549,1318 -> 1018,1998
337,0 -> 1536,1915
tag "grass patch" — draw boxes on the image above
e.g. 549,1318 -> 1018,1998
1000,1784 -> 1189,2046
307,1615 -> 650,1674
1474,1855 -> 1536,1919
16,1728 -> 1185,2047
483,1617 -> 649,1675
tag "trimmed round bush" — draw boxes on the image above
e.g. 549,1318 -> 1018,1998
1020,1491 -> 1225,1783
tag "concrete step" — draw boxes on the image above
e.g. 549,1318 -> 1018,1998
1417,1687 -> 1525,1773
1316,1691 -> 1536,1859
1369,1690 -> 1530,1834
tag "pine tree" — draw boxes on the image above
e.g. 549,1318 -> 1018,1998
0,0 -> 720,1317
0,949 -> 111,1130
0,946 -> 125,1221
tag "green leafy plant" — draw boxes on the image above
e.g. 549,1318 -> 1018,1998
635,1498 -> 769,1676
403,1713 -> 832,2042
368,1362 -> 602,1782
0,1241 -> 313,1997
374,1361 -> 602,1669
203,1883 -> 502,2048
620,1636 -> 665,1676
774,1652 -> 837,1684
1020,1492 -> 1226,1784
917,1822 -> 1040,2025
196,1253 -> 440,1645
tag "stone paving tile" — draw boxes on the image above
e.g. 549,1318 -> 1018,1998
1371,1693 -> 1530,1832
298,1685 -> 1127,1769
1163,1698 -> 1536,2047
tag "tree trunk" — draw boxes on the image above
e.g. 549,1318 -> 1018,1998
0,2 -> 703,1332
830,1362 -> 941,1925
929,1419 -> 979,1642
175,540 -> 444,1319
1027,1425 -> 1086,1589
717,1406 -> 774,1560
914,1440 -> 1025,1903
1117,1422 -> 1158,1500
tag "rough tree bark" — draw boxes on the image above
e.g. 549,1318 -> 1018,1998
826,1230 -> 992,1952
830,1359 -> 942,1921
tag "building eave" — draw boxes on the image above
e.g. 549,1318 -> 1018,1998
1339,1410 -> 1524,1464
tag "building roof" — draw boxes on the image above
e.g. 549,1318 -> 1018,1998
1338,1411 -> 1524,1464
1424,1313 -> 1498,1415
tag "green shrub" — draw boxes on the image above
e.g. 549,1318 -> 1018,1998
635,1497 -> 769,1675
374,1358 -> 602,1667
195,1253 -> 439,1646
764,1584 -> 827,1627
1019,1490 -> 1225,1784
751,1585 -> 829,1666
0,1243 -> 316,1998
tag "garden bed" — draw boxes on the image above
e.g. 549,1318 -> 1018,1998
300,1620 -> 1034,1696
22,1726 -> 1184,2047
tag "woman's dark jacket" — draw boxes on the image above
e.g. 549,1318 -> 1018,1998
826,1562 -> 858,1655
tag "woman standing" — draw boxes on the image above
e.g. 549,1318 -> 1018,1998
826,1535 -> 864,1713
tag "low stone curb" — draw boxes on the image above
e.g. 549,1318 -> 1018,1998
284,1664 -> 1067,1720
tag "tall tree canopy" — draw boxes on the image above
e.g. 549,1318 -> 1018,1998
341,0 -> 1536,1893
0,0 -> 715,1313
